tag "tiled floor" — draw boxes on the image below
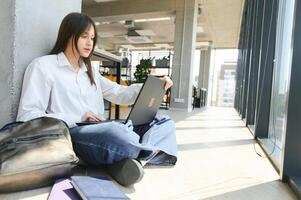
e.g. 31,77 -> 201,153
0,107 -> 297,199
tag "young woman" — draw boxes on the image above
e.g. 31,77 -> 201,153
17,13 -> 177,186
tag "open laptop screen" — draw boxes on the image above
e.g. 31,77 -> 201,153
127,75 -> 165,126
76,75 -> 165,126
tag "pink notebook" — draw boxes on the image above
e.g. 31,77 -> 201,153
48,178 -> 81,200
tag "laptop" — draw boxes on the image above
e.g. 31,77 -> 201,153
76,75 -> 165,126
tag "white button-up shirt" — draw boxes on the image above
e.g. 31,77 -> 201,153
17,52 -> 142,127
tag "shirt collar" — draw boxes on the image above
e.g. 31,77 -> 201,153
57,52 -> 88,73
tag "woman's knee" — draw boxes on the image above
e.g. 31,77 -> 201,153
154,117 -> 176,134
70,122 -> 141,164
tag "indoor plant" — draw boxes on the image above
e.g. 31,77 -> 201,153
134,58 -> 152,83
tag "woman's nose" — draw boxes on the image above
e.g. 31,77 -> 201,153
87,38 -> 93,46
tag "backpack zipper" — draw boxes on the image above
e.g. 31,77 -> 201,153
0,132 -> 64,153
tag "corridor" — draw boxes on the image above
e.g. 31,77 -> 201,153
0,107 -> 297,200
130,107 -> 297,199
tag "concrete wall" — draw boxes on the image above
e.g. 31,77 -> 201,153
0,0 -> 81,126
0,0 -> 15,127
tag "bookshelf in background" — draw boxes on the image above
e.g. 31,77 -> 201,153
100,57 -> 132,83
91,50 -> 122,119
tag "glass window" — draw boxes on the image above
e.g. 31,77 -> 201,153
268,0 -> 295,162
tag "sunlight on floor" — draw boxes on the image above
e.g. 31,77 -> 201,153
130,106 -> 296,200
0,107 -> 296,200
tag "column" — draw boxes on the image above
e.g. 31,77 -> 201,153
170,0 -> 198,111
197,47 -> 211,107
198,47 -> 211,90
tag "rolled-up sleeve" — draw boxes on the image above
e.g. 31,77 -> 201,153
99,75 -> 142,105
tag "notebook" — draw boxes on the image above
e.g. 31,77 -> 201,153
76,75 -> 165,126
48,178 -> 81,200
70,176 -> 129,200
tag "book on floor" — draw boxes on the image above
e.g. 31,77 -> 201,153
71,176 -> 129,200
48,178 -> 81,200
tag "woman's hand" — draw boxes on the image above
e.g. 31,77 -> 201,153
160,76 -> 173,90
81,112 -> 105,122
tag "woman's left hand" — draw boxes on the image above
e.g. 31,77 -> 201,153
160,76 -> 173,90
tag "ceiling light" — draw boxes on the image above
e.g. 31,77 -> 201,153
135,30 -> 156,36
154,43 -> 171,48
94,0 -> 118,2
196,41 -> 211,46
134,17 -> 171,22
134,19 -> 147,23
124,36 -> 152,43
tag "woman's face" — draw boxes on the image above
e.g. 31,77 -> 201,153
77,25 -> 95,58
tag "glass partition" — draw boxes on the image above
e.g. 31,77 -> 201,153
268,0 -> 295,163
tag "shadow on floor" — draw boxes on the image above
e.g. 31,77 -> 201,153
183,119 -> 243,121
201,180 -> 297,200
176,126 -> 246,130
177,139 -> 255,151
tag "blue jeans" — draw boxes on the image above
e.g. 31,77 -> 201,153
69,114 -> 177,166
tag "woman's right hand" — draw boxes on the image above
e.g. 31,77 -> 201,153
81,112 -> 105,122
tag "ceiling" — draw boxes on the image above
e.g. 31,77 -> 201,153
82,0 -> 244,52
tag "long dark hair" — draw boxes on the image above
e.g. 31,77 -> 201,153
50,12 -> 98,86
